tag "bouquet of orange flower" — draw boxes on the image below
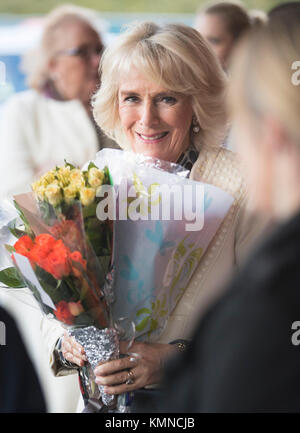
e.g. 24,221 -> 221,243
12,233 -> 108,328
0,161 -> 119,409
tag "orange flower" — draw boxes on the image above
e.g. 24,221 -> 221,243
28,244 -> 47,264
70,250 -> 86,268
43,240 -> 71,279
35,234 -> 56,253
15,232 -> 87,281
14,235 -> 34,257
54,301 -> 74,325
69,250 -> 86,278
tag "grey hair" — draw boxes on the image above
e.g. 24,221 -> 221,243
22,4 -> 101,92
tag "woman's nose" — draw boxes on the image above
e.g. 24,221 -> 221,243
139,101 -> 158,127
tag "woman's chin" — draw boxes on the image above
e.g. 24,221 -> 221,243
132,141 -> 168,160
135,147 -> 165,160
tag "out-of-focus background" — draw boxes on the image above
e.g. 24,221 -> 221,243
0,0 -> 296,414
0,0 -> 292,112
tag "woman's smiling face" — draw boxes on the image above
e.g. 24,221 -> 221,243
118,69 -> 194,162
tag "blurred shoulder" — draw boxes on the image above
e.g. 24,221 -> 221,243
1,90 -> 84,121
3,89 -> 42,106
0,89 -> 44,117
191,144 -> 246,204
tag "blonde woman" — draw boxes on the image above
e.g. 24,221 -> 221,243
0,4 -> 117,199
44,22 -> 268,411
157,10 -> 300,413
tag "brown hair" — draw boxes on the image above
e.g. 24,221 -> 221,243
198,1 -> 259,40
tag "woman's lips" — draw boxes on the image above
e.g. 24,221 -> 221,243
136,131 -> 169,144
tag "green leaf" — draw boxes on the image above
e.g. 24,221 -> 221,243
5,244 -> 15,254
13,200 -> 33,236
103,166 -> 113,186
0,267 -> 26,288
9,226 -> 28,239
87,161 -> 98,170
74,312 -> 95,327
64,160 -> 77,170
82,202 -> 97,218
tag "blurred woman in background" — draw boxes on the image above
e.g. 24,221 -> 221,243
156,9 -> 300,413
0,4 -> 117,199
195,1 -> 267,71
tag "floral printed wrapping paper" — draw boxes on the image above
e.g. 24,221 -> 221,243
93,149 -> 234,342
0,149 -> 234,411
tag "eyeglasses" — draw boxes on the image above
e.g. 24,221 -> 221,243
56,44 -> 104,60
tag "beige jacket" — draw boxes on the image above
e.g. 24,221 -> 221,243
41,143 -> 269,377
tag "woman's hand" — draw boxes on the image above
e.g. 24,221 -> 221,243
94,341 -> 177,395
61,332 -> 87,367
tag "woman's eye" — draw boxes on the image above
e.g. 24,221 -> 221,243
160,96 -> 177,105
124,96 -> 139,103
208,37 -> 222,45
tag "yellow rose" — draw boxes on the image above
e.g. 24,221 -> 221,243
56,166 -> 71,187
41,171 -> 56,186
32,182 -> 46,201
32,179 -> 41,192
88,167 -> 104,188
70,169 -> 85,189
45,183 -> 62,207
80,187 -> 96,206
63,184 -> 78,204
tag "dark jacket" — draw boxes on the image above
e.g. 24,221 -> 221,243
146,211 -> 300,412
0,306 -> 47,413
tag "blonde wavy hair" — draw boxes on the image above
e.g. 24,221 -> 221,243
22,4 -> 101,92
229,16 -> 300,145
92,22 -> 228,151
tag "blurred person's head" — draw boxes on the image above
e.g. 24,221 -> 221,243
229,16 -> 300,220
268,1 -> 300,20
92,22 -> 227,162
195,1 -> 266,70
23,4 -> 104,108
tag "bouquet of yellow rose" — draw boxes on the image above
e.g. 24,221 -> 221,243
0,161 -> 119,409
31,161 -> 113,275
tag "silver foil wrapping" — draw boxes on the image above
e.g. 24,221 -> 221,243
70,326 -> 119,407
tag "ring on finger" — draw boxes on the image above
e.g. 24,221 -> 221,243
125,369 -> 135,385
